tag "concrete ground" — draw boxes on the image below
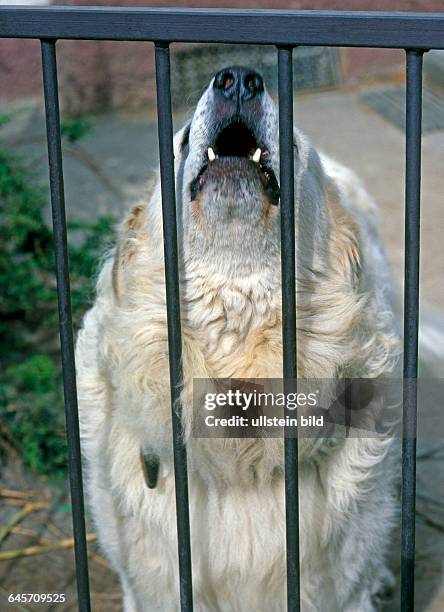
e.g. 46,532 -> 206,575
1,86 -> 443,610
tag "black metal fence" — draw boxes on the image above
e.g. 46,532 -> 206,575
1,6 -> 443,612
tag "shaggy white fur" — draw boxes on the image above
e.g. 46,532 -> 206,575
76,71 -> 401,611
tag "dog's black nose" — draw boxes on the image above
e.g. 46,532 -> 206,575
213,66 -> 264,105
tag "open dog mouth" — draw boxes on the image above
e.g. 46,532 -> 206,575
190,119 -> 280,206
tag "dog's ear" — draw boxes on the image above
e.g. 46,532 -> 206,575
112,203 -> 147,303
326,185 -> 361,288
173,121 -> 191,160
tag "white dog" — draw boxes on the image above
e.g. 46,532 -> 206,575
76,66 -> 401,611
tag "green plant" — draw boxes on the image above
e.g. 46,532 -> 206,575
60,117 -> 94,143
0,113 -> 115,481
1,356 -> 67,479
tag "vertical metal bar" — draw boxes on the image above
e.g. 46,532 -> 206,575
154,42 -> 194,612
401,48 -> 424,612
278,45 -> 300,612
40,39 -> 91,612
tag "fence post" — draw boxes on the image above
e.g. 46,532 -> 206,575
41,39 -> 91,612
401,48 -> 424,612
278,45 -> 301,612
154,42 -> 194,612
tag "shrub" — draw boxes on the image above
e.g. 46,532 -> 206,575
0,114 -> 115,481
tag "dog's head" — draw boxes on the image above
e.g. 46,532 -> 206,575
115,66 -> 333,304
176,66 -> 283,277
117,66 -> 362,311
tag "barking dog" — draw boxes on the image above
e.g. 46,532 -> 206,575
76,66 -> 400,611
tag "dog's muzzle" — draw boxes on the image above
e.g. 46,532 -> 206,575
190,66 -> 280,207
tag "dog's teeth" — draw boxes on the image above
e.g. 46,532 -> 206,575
207,147 -> 216,162
252,148 -> 261,163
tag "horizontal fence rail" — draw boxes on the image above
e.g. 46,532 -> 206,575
0,7 -> 443,48
0,5 -> 438,612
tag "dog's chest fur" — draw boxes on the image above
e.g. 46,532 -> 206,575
183,272 -> 283,378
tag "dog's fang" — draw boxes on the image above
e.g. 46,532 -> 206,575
252,148 -> 261,163
208,147 -> 216,162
